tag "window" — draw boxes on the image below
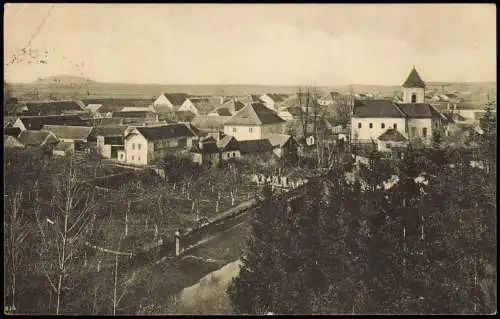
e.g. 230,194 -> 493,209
381,123 -> 385,129
393,123 -> 397,129
138,144 -> 141,150
120,154 -> 124,159
249,127 -> 253,133
138,156 -> 141,161
369,123 -> 373,129
422,127 -> 428,138
358,123 -> 362,129
387,143 -> 392,149
411,94 -> 417,103
233,152 -> 236,157
132,143 -> 135,150
131,155 -> 135,161
411,127 -> 417,137
233,127 -> 237,133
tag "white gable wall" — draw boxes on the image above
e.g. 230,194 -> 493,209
124,133 -> 149,166
224,125 -> 262,141
177,99 -> 197,114
13,118 -> 27,131
351,117 -> 407,142
153,94 -> 174,108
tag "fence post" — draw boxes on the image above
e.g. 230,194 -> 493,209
175,230 -> 181,257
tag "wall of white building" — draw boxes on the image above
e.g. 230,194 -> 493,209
124,134 -> 149,165
403,87 -> 425,103
351,117 -> 407,142
407,118 -> 433,143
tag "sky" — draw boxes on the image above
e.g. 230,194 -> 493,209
4,4 -> 497,86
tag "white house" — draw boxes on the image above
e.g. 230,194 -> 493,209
153,93 -> 194,113
123,123 -> 198,166
351,67 -> 447,148
259,94 -> 289,112
223,103 -> 286,141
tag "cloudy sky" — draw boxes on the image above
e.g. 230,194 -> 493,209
4,4 -> 496,85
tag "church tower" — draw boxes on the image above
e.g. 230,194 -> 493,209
402,66 -> 426,104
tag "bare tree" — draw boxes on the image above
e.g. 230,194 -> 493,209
33,160 -> 96,315
5,188 -> 29,313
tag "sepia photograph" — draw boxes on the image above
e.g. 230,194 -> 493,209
3,3 -> 496,315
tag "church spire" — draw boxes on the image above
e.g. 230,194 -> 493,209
403,67 -> 426,89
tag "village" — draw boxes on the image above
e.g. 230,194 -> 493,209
3,64 -> 496,314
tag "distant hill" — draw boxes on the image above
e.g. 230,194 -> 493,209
7,77 -> 496,101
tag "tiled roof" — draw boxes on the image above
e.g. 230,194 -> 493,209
267,133 -> 293,148
353,100 -> 406,118
4,135 -> 24,148
17,115 -> 90,130
378,128 -> 408,142
24,100 -> 86,116
402,67 -> 426,88
215,107 -> 233,117
217,135 -> 239,152
238,139 -> 274,154
190,98 -> 218,115
163,93 -> 189,106
191,115 -> 230,131
132,123 -> 196,141
4,127 -> 21,138
224,103 -> 286,126
18,130 -> 59,146
396,103 -> 444,118
41,125 -> 94,141
90,125 -> 128,138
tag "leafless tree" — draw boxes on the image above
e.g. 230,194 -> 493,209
5,188 -> 29,312
33,160 -> 96,315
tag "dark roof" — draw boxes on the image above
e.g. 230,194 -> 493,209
131,123 -> 196,141
267,134 -> 294,148
164,93 -> 188,106
216,107 -> 232,116
265,94 -> 288,103
238,139 -> 274,154
24,100 -> 86,116
17,130 -> 59,146
402,67 -> 426,88
90,125 -> 127,138
286,107 -> 303,117
92,118 -> 124,126
378,128 -> 408,142
95,105 -> 125,113
104,136 -> 124,145
17,115 -> 90,130
4,127 -> 21,138
190,138 -> 218,154
353,100 -> 406,118
251,95 -> 262,102
41,125 -> 94,140
224,103 -> 286,126
396,103 -> 444,118
217,135 -> 239,152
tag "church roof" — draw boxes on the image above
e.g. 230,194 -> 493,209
402,67 -> 426,88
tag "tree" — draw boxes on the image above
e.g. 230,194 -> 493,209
4,188 -> 29,313
33,159 -> 96,315
228,183 -> 286,314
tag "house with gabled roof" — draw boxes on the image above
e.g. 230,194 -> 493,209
13,115 -> 90,131
238,139 -> 274,157
87,125 -> 128,159
376,128 -> 409,152
224,102 -> 286,141
179,98 -> 218,116
40,125 -> 94,143
189,136 -> 219,166
23,100 -> 87,116
153,93 -> 195,113
4,135 -> 24,149
122,123 -> 199,166
217,135 -> 241,160
351,67 -> 447,148
17,130 -> 59,153
267,133 -> 298,158
259,94 -> 289,112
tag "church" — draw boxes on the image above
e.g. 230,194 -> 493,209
350,67 -> 447,151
